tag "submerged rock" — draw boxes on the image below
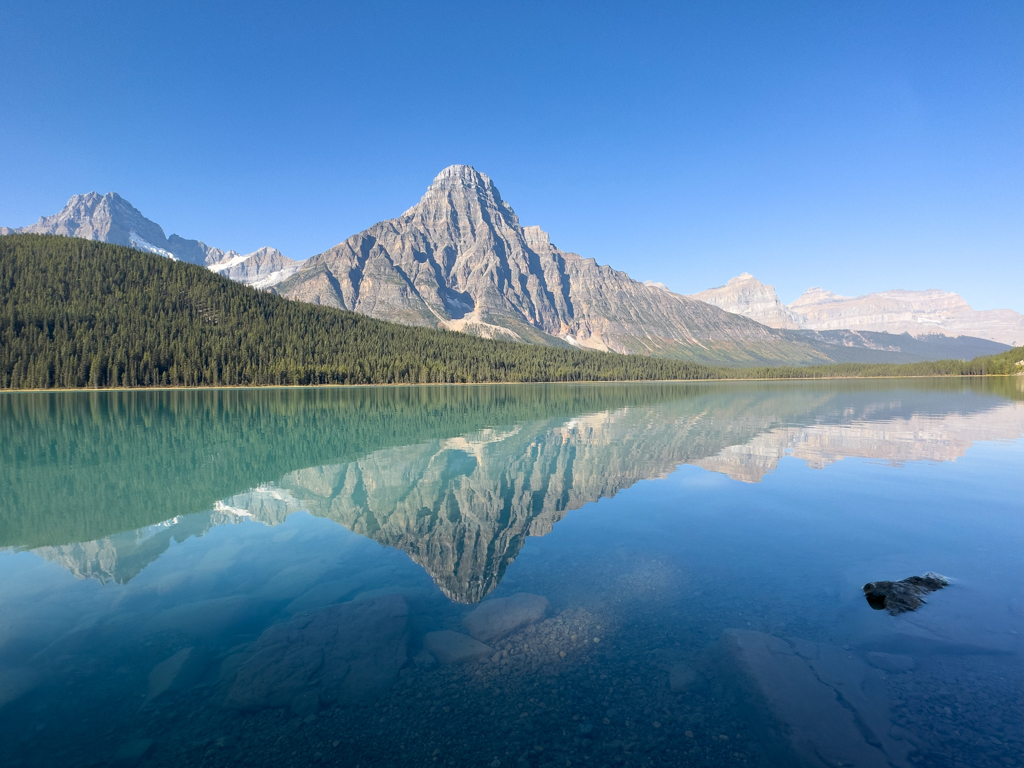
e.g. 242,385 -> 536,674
721,628 -> 912,768
290,690 -> 320,717
145,647 -> 209,705
283,577 -> 366,614
866,652 -> 915,673
668,663 -> 698,693
0,667 -> 39,710
462,593 -> 549,643
863,573 -> 949,615
111,738 -> 153,766
423,630 -> 493,664
225,594 -> 408,710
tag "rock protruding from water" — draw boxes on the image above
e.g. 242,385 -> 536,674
462,593 -> 549,643
225,594 -> 408,710
423,630 -> 493,664
863,573 -> 949,615
721,629 -> 911,768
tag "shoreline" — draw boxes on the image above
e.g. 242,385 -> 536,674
0,373 -> 1017,394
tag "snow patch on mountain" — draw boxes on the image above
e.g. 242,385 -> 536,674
129,231 -> 177,260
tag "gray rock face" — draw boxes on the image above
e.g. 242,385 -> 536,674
790,287 -> 1024,347
276,165 -> 826,366
1,191 -> 298,286
696,273 -> 1024,348
691,273 -> 802,329
422,630 -> 493,664
207,246 -> 300,288
225,594 -> 408,709
722,629 -> 912,768
462,593 -> 549,643
693,273 -> 1017,354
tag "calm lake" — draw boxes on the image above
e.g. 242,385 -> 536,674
1,380 -> 1022,768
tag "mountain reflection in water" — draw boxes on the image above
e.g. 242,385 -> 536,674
13,379 -> 1024,602
2,380 -> 1022,768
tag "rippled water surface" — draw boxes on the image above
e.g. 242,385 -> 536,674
1,380 -> 1022,768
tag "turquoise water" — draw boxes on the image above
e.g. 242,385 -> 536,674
0,380 -> 1021,768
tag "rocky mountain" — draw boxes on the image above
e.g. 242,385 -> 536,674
0,192 -> 299,288
7,178 -> 1016,361
789,287 -> 1024,347
691,273 -> 803,329
275,165 -> 828,366
208,246 -> 300,289
693,273 -> 1023,347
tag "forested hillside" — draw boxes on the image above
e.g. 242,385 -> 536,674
1,235 -> 1021,390
0,235 -> 720,388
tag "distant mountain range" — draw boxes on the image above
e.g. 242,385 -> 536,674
0,192 -> 300,289
692,273 -> 1024,347
2,167 -> 1015,364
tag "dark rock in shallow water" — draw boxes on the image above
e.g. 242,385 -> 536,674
863,572 -> 949,615
462,593 -> 549,643
224,594 -> 408,710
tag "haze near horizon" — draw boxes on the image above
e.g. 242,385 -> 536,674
0,1 -> 1020,311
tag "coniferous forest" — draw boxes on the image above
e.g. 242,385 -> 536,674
1,234 -> 1022,390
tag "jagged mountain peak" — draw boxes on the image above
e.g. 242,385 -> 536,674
522,225 -> 552,250
404,164 -> 519,228
790,287 -> 842,307
691,273 -> 803,330
2,192 -> 296,284
13,190 -> 169,251
277,166 -> 824,364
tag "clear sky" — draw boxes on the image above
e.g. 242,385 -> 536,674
1,1 -> 1020,310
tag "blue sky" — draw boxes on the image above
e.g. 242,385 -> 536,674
1,1 -> 1020,309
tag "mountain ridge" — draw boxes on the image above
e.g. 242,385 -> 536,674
3,171 -> 1015,360
275,165 -> 829,366
693,272 -> 1023,347
1,191 -> 299,288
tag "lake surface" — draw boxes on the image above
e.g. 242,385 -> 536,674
1,380 -> 1022,768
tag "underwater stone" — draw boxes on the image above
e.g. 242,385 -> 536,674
423,630 -> 494,664
669,663 -> 698,693
283,577 -> 366,614
721,629 -> 912,768
145,647 -> 208,705
225,594 -> 408,709
866,652 -> 916,673
111,738 -> 153,766
290,690 -> 320,717
462,593 -> 549,643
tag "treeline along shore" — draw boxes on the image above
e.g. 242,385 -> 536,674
2,234 -> 1022,390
